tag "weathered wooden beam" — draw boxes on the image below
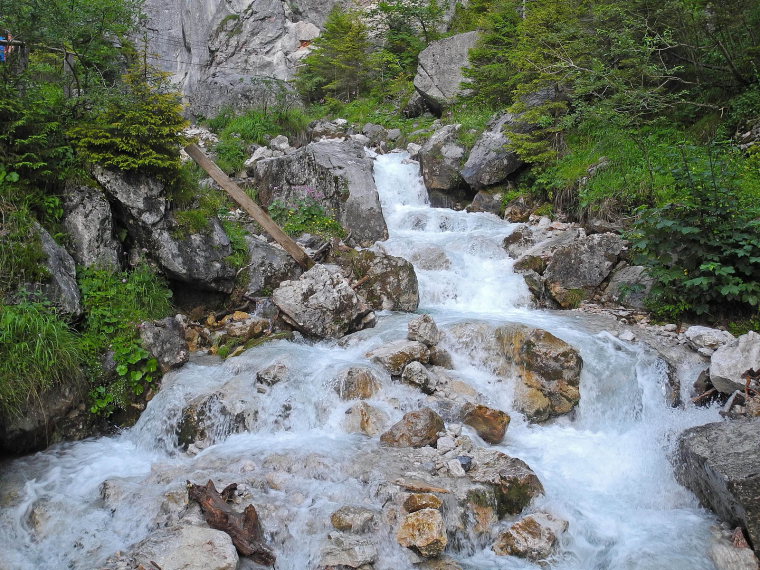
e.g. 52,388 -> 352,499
188,480 -> 276,566
183,143 -> 314,270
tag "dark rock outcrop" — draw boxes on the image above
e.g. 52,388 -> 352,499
677,419 -> 760,550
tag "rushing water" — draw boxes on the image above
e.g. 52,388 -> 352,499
0,150 -> 721,569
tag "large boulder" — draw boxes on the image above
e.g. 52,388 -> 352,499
62,184 -> 122,269
461,403 -> 510,444
272,264 -> 374,338
331,248 -> 419,312
93,168 -> 236,293
445,322 -> 583,422
244,235 -> 302,297
460,113 -> 524,189
413,31 -> 480,114
709,332 -> 760,394
32,221 -> 82,316
676,419 -> 760,550
418,124 -> 467,192
541,232 -> 627,308
251,139 -> 388,246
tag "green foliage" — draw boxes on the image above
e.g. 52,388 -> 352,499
221,220 -> 250,270
296,7 -> 373,103
78,265 -> 173,414
69,62 -> 189,182
0,171 -> 49,296
630,144 -> 760,320
207,106 -> 312,174
0,301 -> 85,418
268,193 -> 346,239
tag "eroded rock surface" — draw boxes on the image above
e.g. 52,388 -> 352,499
709,332 -> 760,394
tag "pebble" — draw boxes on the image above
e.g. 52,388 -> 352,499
436,436 -> 456,454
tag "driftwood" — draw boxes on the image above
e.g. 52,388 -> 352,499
187,480 -> 276,566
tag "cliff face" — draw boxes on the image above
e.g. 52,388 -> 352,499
141,0 -> 345,117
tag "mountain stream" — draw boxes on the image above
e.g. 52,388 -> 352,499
0,151 -> 722,569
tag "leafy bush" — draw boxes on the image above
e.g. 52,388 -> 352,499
0,301 -> 85,418
630,144 -> 760,320
79,265 -> 173,413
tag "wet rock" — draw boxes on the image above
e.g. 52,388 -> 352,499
408,314 -> 442,347
319,532 -> 377,568
176,384 -> 255,450
334,367 -> 383,400
461,404 -> 510,444
30,221 -> 82,316
62,184 -> 121,269
418,124 -> 467,192
429,347 -> 454,370
257,362 -> 289,386
331,506 -> 376,533
397,508 -> 448,558
413,31 -> 480,114
343,402 -> 389,437
710,332 -> 760,394
244,235 -> 303,297
500,326 -> 583,422
103,524 -> 238,570
446,322 -> 583,422
332,249 -> 419,312
492,512 -> 568,561
404,493 -> 443,513
367,340 -> 431,376
252,139 -> 388,246
709,526 -> 760,570
468,450 -> 545,516
139,316 -> 189,373
402,361 -> 436,394
685,326 -> 735,352
380,408 -> 445,448
273,264 -> 374,339
409,245 -> 452,270
677,419 -> 760,549
416,557 -> 463,570
542,232 -> 627,308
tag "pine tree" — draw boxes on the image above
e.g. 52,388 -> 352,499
295,7 -> 373,103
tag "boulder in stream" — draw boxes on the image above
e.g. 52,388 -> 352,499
709,331 -> 760,394
380,408 -> 445,448
397,508 -> 448,557
492,512 -> 568,561
418,124 -> 467,193
367,340 -> 431,376
677,419 -> 760,550
272,264 -> 375,339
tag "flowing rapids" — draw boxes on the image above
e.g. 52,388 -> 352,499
0,151 -> 721,569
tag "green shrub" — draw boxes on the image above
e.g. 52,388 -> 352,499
79,265 -> 173,414
630,144 -> 760,320
268,194 -> 345,239
0,302 -> 85,418
221,220 -> 250,270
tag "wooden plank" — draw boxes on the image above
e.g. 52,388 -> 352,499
184,143 -> 314,270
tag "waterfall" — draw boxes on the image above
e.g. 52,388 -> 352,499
0,151 -> 721,569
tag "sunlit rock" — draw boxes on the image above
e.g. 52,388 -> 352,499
380,408 -> 445,449
367,340 -> 430,376
397,508 -> 448,558
461,403 -> 511,445
492,512 -> 568,560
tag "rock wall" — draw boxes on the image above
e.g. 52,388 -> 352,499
141,0 -> 344,117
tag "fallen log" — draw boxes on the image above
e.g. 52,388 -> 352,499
187,480 -> 276,566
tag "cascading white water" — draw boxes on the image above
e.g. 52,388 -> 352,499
0,150 -> 721,570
